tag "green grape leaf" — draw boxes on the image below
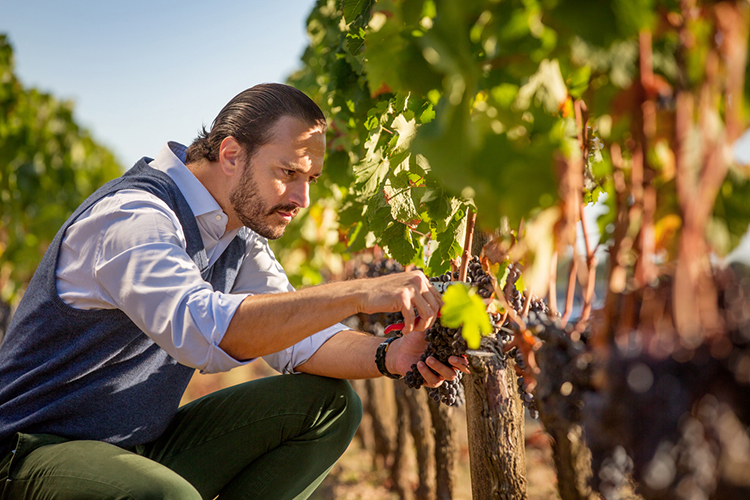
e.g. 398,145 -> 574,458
423,185 -> 464,234
386,171 -> 420,223
343,0 -> 373,24
391,113 -> 418,153
364,15 -> 406,94
427,203 -> 465,272
495,259 -> 511,290
515,274 -> 526,293
383,222 -> 418,264
352,148 -> 388,198
346,220 -> 369,252
367,190 -> 394,234
441,283 -> 493,349
347,31 -> 366,55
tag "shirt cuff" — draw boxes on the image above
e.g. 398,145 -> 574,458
200,292 -> 253,373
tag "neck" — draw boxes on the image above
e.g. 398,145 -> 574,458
186,159 -> 241,232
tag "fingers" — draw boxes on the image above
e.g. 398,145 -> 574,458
418,356 -> 460,387
409,293 -> 434,333
449,355 -> 471,374
401,271 -> 441,334
427,282 -> 443,308
417,360 -> 443,387
400,304 -> 417,335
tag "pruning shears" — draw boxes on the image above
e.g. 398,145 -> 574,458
384,313 -> 441,336
382,280 -> 461,335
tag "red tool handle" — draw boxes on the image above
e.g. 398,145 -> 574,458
383,312 -> 441,335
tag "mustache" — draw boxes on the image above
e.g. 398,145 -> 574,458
268,204 -> 299,217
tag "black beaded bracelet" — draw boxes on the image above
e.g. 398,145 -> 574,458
375,334 -> 402,379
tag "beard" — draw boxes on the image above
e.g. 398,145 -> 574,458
229,160 -> 298,240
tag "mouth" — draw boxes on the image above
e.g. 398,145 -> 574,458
276,210 -> 295,222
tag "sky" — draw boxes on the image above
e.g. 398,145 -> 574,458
1,0 -> 317,166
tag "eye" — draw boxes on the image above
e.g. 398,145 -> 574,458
283,169 -> 295,177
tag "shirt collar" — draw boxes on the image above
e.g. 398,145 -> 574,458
149,141 -> 224,218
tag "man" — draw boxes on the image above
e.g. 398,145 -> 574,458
0,83 -> 468,499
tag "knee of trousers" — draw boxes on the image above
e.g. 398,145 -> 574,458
1,442 -> 203,500
304,376 -> 363,441
116,472 -> 203,500
333,378 -> 363,438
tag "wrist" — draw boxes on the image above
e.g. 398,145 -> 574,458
375,335 -> 402,379
385,336 -> 401,376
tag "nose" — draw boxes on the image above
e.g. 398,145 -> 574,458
289,180 -> 310,209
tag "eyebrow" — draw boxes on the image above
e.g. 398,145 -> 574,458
281,160 -> 321,178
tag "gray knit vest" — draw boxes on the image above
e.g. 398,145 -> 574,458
0,159 -> 247,453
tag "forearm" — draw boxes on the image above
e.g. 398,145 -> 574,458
220,269 -> 442,361
295,330 -> 383,379
296,328 -> 470,385
219,280 -> 363,360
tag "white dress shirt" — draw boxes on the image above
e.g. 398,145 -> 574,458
56,141 -> 346,374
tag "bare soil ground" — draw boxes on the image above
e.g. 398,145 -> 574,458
309,421 -> 560,500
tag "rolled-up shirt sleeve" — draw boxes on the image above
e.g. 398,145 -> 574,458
232,234 -> 349,374
58,191 -> 251,374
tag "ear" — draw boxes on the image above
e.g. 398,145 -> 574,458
218,136 -> 242,177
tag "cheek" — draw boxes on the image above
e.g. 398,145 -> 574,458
255,174 -> 284,198
272,179 -> 289,198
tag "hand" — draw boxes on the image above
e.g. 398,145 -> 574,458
357,270 -> 442,335
386,328 -> 471,388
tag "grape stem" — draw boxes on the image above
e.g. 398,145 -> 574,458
522,286 -> 533,317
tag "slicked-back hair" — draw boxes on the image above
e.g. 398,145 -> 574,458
185,83 -> 326,164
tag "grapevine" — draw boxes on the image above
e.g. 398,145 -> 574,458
403,271 -> 468,406
404,255 -> 554,411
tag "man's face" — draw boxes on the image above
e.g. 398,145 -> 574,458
229,116 -> 325,240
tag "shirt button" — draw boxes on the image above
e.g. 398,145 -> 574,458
215,215 -> 222,221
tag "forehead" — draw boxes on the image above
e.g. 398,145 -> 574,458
263,116 -> 326,159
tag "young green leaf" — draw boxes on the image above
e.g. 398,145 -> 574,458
440,283 -> 493,349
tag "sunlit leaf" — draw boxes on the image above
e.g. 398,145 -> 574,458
441,283 -> 493,349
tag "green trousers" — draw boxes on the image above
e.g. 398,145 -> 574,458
0,373 -> 362,500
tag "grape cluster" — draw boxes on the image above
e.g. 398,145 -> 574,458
428,373 -> 465,407
467,257 -> 494,299
508,344 -> 539,419
503,262 -> 550,315
404,316 -> 468,407
403,257 -> 497,407
404,255 -> 557,413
